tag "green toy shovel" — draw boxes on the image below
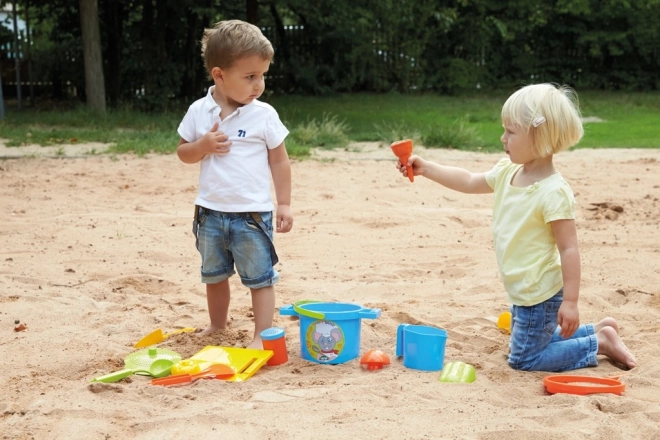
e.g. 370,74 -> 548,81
92,347 -> 182,383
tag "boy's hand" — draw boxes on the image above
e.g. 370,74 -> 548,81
275,205 -> 293,233
201,122 -> 232,155
557,300 -> 579,338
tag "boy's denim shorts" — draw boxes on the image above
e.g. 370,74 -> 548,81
508,289 -> 598,372
195,208 -> 279,289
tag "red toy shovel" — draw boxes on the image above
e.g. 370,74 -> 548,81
391,139 -> 414,182
151,363 -> 235,386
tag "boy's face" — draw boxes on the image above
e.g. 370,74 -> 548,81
213,55 -> 271,106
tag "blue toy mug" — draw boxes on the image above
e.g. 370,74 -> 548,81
396,324 -> 448,371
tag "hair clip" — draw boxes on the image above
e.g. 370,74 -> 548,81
532,116 -> 546,128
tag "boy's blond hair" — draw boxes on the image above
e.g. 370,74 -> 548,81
201,20 -> 274,78
501,83 -> 584,158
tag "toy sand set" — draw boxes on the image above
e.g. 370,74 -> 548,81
91,300 -> 625,395
3,147 -> 658,438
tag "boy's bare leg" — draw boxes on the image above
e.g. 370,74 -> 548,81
197,279 -> 231,336
596,326 -> 636,369
246,285 -> 275,349
594,317 -> 619,334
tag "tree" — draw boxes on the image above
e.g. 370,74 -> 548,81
79,0 -> 105,112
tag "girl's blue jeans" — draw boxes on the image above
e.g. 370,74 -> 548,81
508,290 -> 598,372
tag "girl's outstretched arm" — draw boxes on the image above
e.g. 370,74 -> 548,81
398,155 -> 493,194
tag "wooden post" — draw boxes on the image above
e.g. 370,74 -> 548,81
25,0 -> 34,106
11,0 -> 22,109
79,0 -> 106,112
246,0 -> 258,25
0,61 -> 5,119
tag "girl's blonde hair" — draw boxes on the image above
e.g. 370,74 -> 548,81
201,20 -> 274,78
501,83 -> 584,157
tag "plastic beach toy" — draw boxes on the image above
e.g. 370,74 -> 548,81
261,327 -> 289,366
497,312 -> 511,334
292,300 -> 324,320
360,349 -> 390,370
396,324 -> 447,371
92,347 -> 182,383
134,327 -> 196,348
390,139 -> 414,182
151,364 -> 235,386
438,361 -> 476,383
170,346 -> 273,382
543,375 -> 625,396
280,302 -> 381,365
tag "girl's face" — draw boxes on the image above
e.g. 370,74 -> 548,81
501,122 -> 535,164
214,55 -> 270,106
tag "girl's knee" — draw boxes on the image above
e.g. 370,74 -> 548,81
508,358 -> 533,371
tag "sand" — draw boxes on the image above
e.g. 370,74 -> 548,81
1,142 -> 659,439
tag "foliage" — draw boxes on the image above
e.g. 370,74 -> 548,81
373,121 -> 422,146
3,0 -> 659,112
422,118 -> 483,150
288,114 -> 350,150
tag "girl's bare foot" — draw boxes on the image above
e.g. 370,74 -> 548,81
594,317 -> 619,334
196,325 -> 223,337
597,326 -> 636,369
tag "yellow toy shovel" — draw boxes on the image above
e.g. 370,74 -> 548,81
134,327 -> 196,348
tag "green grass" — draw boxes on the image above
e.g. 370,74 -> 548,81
270,93 -> 506,151
269,91 -> 660,151
577,91 -> 660,148
0,107 -> 180,154
0,91 -> 658,158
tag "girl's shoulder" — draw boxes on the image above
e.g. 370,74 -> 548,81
486,157 -> 519,188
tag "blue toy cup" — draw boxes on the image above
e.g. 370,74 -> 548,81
396,324 -> 448,371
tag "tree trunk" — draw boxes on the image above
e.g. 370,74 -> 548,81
11,1 -> 22,109
25,0 -> 34,106
101,0 -> 123,105
246,0 -> 258,24
79,0 -> 106,112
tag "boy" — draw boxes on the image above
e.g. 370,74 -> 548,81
177,20 -> 292,349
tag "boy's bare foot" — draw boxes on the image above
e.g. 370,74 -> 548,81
246,337 -> 264,350
594,317 -> 619,334
196,325 -> 223,337
597,326 -> 636,369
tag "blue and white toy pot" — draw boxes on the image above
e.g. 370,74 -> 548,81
279,302 -> 381,364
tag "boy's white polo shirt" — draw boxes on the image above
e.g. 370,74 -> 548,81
178,86 -> 289,213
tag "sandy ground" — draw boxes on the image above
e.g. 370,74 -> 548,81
1,141 -> 659,439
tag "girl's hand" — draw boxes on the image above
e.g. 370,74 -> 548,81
396,155 -> 424,179
557,300 -> 579,338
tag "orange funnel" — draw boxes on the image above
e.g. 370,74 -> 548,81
390,139 -> 414,182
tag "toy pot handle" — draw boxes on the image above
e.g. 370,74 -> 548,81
279,304 -> 295,316
395,324 -> 409,357
358,308 -> 382,319
293,301 -> 325,319
279,302 -> 325,320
